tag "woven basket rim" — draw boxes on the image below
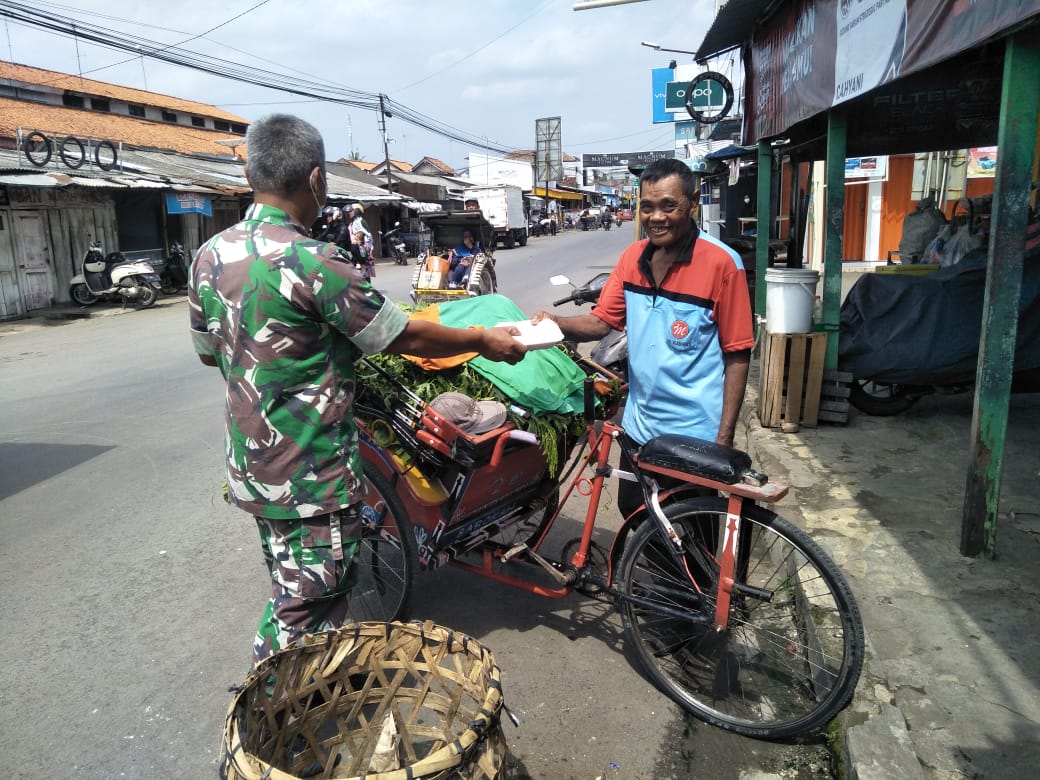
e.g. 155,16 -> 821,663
222,620 -> 505,780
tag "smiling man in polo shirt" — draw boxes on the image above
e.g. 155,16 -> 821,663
532,157 -> 753,516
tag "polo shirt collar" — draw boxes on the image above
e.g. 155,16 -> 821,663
637,221 -> 701,281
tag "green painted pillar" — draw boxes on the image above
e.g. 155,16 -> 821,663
822,111 -> 847,369
961,29 -> 1040,558
755,141 -> 771,323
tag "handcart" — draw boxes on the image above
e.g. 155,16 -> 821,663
411,211 -> 499,306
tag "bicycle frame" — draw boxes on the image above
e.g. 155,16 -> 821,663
448,406 -> 789,633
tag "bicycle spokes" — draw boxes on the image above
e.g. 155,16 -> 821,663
618,497 -> 864,738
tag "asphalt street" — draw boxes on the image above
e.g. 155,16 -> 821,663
0,227 -> 832,779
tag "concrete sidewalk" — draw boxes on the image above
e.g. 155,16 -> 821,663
741,369 -> 1040,779
0,291 -> 188,336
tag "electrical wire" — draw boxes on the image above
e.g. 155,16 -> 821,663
0,0 -> 518,150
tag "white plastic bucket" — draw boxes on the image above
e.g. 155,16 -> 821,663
764,267 -> 819,333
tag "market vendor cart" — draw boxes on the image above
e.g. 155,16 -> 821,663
411,211 -> 498,305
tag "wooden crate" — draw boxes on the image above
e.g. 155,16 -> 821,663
758,331 -> 827,428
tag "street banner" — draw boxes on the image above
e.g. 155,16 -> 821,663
165,191 -> 212,216
745,0 -> 1040,143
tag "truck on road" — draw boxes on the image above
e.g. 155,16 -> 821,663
462,184 -> 528,249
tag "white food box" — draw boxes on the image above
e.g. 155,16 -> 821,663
495,319 -> 565,349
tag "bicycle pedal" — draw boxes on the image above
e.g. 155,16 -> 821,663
501,543 -> 528,563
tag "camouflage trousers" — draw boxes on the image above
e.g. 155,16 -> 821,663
252,506 -> 363,666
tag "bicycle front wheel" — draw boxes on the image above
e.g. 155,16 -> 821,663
618,497 -> 864,739
350,463 -> 417,622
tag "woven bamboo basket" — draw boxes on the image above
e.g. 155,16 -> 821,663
221,621 -> 509,780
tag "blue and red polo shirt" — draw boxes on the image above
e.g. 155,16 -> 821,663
592,225 -> 754,445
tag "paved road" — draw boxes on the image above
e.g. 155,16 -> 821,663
0,227 -> 829,779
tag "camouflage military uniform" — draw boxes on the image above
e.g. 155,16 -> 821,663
189,203 -> 408,664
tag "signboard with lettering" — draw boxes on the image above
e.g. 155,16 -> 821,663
845,155 -> 887,180
684,72 -> 734,123
652,63 -> 698,123
165,192 -> 213,216
582,150 -> 674,168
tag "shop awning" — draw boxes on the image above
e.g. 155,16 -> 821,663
530,186 -> 584,201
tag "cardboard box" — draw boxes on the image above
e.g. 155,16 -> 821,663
425,255 -> 451,274
416,270 -> 448,289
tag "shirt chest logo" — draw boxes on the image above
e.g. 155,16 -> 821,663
671,320 -> 690,339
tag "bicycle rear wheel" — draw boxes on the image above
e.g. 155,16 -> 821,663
349,463 -> 417,622
617,497 -> 863,739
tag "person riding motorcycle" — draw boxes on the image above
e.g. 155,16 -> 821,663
317,207 -> 352,251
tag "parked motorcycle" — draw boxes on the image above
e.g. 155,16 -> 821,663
529,217 -> 553,238
550,273 -> 628,381
70,238 -> 161,308
840,247 -> 1040,415
159,240 -> 189,294
381,222 -> 408,265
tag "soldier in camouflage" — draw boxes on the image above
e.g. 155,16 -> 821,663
189,114 -> 526,665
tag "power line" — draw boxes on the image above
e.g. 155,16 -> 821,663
0,0 -> 517,153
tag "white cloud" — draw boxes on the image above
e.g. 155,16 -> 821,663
6,0 -> 721,167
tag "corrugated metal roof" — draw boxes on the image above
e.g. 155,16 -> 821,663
0,172 -> 58,186
66,175 -> 126,188
0,61 -> 249,124
0,144 -> 403,201
695,0 -> 776,62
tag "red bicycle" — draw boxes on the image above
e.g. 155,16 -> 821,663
350,358 -> 864,739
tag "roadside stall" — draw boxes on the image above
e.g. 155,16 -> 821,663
694,0 -> 1040,557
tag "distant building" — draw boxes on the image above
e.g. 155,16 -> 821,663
0,60 -> 397,318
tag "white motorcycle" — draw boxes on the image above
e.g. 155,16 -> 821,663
70,238 -> 161,308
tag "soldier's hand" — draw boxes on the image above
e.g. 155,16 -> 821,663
479,326 -> 526,364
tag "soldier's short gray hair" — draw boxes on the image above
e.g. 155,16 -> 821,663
246,114 -> 326,196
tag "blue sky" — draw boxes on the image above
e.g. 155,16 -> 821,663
3,0 -> 727,170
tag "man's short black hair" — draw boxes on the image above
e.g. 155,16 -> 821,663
639,157 -> 698,202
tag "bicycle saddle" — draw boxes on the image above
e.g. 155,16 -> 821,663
637,434 -> 754,485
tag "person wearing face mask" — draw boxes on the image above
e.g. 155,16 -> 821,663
531,157 -> 753,518
188,113 -> 527,666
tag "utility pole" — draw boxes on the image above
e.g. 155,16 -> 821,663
544,149 -> 550,221
378,94 -> 393,194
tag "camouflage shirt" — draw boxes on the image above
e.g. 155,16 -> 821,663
189,203 -> 408,519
